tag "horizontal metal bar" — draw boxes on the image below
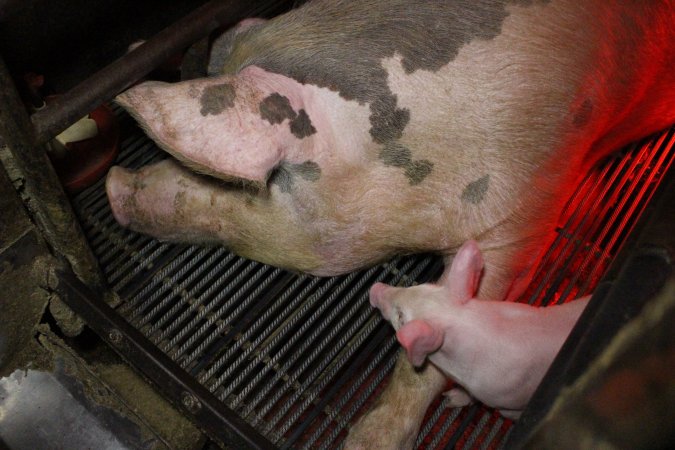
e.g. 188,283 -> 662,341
30,0 -> 290,144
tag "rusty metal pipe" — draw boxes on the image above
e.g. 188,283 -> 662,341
0,54 -> 104,289
31,0 -> 289,145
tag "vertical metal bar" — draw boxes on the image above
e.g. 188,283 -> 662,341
0,55 -> 104,289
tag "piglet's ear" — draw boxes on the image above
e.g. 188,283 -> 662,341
369,282 -> 391,309
396,320 -> 444,367
438,240 -> 483,303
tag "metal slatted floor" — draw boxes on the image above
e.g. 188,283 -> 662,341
71,108 -> 675,449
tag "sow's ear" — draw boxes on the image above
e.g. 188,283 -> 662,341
396,320 -> 444,367
438,240 -> 484,303
116,68 -> 312,187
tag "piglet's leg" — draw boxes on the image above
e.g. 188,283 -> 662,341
106,159 -> 325,272
444,386 -> 472,408
345,352 -> 446,450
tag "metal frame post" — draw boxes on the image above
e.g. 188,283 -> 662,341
0,54 -> 104,288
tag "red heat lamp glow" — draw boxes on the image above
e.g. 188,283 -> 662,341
522,126 -> 675,308
417,126 -> 675,450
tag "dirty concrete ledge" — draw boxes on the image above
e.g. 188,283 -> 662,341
1,154 -> 207,450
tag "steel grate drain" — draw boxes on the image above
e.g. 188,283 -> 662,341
71,108 -> 675,449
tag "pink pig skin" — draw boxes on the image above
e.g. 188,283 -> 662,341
370,241 -> 589,418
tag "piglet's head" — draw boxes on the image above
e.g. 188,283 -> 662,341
369,240 -> 484,366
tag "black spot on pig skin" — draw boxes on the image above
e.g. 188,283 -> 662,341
260,93 -> 297,125
369,96 -> 410,144
290,109 -> 317,138
406,160 -> 434,185
270,160 -> 321,193
260,95 -> 317,139
380,141 -> 433,185
227,0 -> 549,151
270,165 -> 293,193
200,83 -> 236,116
572,98 -> 593,128
461,174 -> 490,204
380,142 -> 412,167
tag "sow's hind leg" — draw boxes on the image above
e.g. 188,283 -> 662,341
106,158 -> 328,273
344,355 -> 447,450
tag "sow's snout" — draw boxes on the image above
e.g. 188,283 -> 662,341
105,166 -> 134,227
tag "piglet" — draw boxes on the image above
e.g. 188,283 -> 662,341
369,240 -> 589,418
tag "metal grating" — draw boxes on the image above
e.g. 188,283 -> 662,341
71,108 -> 675,449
